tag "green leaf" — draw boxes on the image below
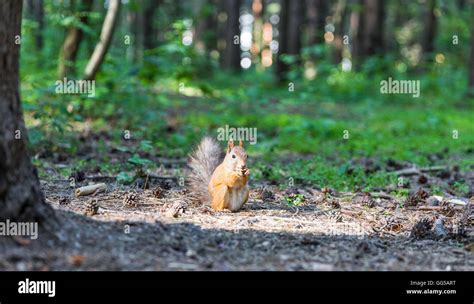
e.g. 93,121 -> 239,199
128,154 -> 152,166
116,172 -> 134,185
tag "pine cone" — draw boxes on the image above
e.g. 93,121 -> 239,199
321,187 -> 335,196
123,191 -> 139,207
405,188 -> 429,207
85,199 -> 99,216
418,175 -> 428,184
59,196 -> 70,205
168,202 -> 186,218
327,210 -> 343,222
416,188 -> 429,200
152,186 -> 165,199
440,201 -> 455,217
410,218 -> 433,239
323,196 -> 340,209
262,189 -> 275,202
357,192 -> 375,208
254,187 -> 275,201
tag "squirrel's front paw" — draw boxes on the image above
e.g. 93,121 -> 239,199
232,171 -> 243,179
242,168 -> 250,176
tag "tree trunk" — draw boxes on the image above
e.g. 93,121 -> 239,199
362,0 -> 384,56
306,0 -> 327,46
350,0 -> 362,64
352,0 -> 385,68
275,0 -> 303,82
422,0 -> 437,58
332,0 -> 348,64
129,6 -> 144,63
143,0 -> 161,50
194,0 -> 218,57
251,0 -> 264,65
287,0 -> 304,57
0,0 -> 54,225
58,0 -> 94,79
221,0 -> 241,70
25,0 -> 44,50
83,0 -> 120,80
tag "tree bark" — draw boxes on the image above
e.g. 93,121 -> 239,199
25,0 -> 44,50
221,0 -> 241,70
58,0 -> 94,79
0,0 -> 54,224
83,0 -> 120,80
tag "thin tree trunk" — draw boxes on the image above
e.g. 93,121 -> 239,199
469,2 -> 474,96
83,0 -> 120,80
25,0 -> 45,50
129,6 -> 144,63
275,0 -> 303,82
332,0 -> 347,64
194,0 -> 218,53
362,0 -> 384,56
352,0 -> 384,68
222,0 -> 241,70
252,0 -> 264,65
422,0 -> 437,58
306,0 -> 327,46
287,0 -> 303,56
350,0 -> 362,65
276,0 -> 289,81
58,0 -> 94,79
0,0 -> 54,225
143,0 -> 161,50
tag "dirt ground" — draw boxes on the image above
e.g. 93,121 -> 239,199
0,171 -> 472,271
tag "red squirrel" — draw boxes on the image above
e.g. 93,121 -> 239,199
188,137 -> 250,212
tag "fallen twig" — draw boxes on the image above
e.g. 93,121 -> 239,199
417,205 -> 464,211
370,192 -> 397,201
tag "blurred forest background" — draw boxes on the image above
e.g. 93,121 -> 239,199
20,0 -> 474,197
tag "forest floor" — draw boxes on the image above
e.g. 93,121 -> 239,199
1,163 -> 473,271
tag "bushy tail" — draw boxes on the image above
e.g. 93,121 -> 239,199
187,137 -> 222,204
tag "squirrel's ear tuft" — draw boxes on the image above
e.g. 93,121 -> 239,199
227,139 -> 234,153
239,140 -> 244,147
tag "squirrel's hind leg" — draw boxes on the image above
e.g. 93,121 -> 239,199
228,186 -> 250,212
210,185 -> 229,211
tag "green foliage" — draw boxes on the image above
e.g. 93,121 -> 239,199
19,1 -> 474,195
116,172 -> 134,185
286,194 -> 306,206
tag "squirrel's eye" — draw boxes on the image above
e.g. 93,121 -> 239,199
232,154 -> 236,159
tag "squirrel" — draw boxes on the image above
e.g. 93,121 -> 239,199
188,137 -> 250,212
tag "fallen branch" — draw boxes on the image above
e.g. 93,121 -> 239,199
75,183 -> 107,197
86,174 -> 178,183
390,166 -> 447,176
